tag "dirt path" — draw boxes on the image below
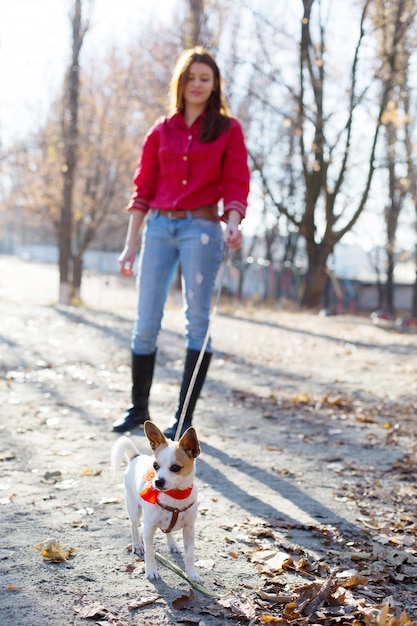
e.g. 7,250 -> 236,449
1,255 -> 416,625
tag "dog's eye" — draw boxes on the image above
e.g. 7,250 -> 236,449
170,464 -> 181,473
153,462 -> 160,471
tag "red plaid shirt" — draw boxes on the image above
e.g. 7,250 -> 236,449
127,112 -> 250,219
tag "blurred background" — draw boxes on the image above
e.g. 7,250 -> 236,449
1,0 -> 416,318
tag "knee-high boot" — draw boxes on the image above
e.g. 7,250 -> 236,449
164,349 -> 212,440
112,351 -> 156,433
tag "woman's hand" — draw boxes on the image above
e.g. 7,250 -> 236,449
118,211 -> 147,275
118,245 -> 136,276
224,210 -> 243,249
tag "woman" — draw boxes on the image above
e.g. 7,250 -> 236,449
112,47 -> 250,438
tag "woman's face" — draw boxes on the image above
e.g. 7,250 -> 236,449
183,62 -> 215,109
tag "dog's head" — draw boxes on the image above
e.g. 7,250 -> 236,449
144,421 -> 200,492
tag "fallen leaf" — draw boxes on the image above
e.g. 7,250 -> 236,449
251,548 -> 293,572
125,563 -> 137,573
342,574 -> 369,587
347,551 -> 373,560
258,589 -> 293,603
127,594 -> 161,609
77,602 -> 108,619
293,576 -> 339,616
0,495 -> 15,505
34,538 -> 76,563
249,527 -> 276,539
0,451 -> 16,461
73,597 -> 120,622
172,588 -> 200,610
218,594 -> 257,620
293,391 -> 311,403
81,468 -> 102,476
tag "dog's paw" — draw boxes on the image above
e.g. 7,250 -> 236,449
187,570 -> 201,583
168,541 -> 181,554
133,543 -> 144,557
145,568 -> 161,581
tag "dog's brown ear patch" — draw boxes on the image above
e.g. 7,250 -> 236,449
144,421 -> 167,451
179,427 -> 201,459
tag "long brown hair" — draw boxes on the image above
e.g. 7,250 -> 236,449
169,47 -> 231,143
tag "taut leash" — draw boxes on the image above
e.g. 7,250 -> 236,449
174,247 -> 231,441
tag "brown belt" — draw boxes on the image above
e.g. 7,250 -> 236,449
154,205 -> 219,221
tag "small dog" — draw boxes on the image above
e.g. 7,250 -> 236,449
111,421 -> 201,582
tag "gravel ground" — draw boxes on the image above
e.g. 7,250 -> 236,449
0,255 -> 416,625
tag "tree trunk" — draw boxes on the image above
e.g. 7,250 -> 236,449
59,0 -> 87,304
59,191 -> 73,304
412,274 -> 417,318
412,243 -> 417,318
72,253 -> 83,301
301,244 -> 330,308
186,0 -> 203,46
385,245 -> 395,315
377,279 -> 384,311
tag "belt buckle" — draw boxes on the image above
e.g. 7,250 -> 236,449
167,210 -> 183,219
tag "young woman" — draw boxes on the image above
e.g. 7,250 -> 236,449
112,47 -> 250,438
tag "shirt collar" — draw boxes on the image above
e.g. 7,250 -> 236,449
172,110 -> 205,131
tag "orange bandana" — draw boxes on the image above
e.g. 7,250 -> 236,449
139,467 -> 193,504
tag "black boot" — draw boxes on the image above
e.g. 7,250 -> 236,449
112,351 -> 156,433
164,349 -> 212,440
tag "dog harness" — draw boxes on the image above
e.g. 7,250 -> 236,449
155,499 -> 195,533
140,470 -> 195,533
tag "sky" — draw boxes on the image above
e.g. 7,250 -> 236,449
0,0 -> 176,147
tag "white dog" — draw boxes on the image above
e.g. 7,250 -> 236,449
111,421 -> 201,582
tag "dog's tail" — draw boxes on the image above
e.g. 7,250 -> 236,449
111,436 -> 140,474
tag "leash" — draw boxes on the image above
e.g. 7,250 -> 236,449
174,246 -> 231,441
155,551 -> 225,597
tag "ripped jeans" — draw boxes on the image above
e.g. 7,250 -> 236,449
131,211 -> 224,355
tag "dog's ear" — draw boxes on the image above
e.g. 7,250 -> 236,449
144,421 -> 167,451
179,427 -> 201,459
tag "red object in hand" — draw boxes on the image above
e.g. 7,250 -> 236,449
121,267 -> 134,277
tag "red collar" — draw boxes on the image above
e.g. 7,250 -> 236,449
139,469 -> 194,504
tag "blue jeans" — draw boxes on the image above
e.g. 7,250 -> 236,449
131,211 -> 224,355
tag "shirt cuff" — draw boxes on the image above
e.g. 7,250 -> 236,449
126,197 -> 149,212
223,201 -> 246,220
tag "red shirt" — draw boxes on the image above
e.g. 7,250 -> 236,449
126,112 -> 250,219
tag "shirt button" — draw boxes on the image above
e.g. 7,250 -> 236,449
182,179 -> 187,185
183,155 -> 188,161
188,135 -> 192,140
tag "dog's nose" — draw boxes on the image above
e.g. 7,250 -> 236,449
155,477 -> 165,490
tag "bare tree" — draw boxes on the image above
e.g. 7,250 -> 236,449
183,0 -> 231,48
240,0 -> 412,308
59,0 -> 90,303
372,0 -> 417,315
403,81 -> 417,317
3,34 -> 177,301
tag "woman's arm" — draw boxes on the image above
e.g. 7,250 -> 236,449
118,210 -> 147,275
221,120 -> 250,224
222,120 -> 250,249
126,118 -> 163,212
